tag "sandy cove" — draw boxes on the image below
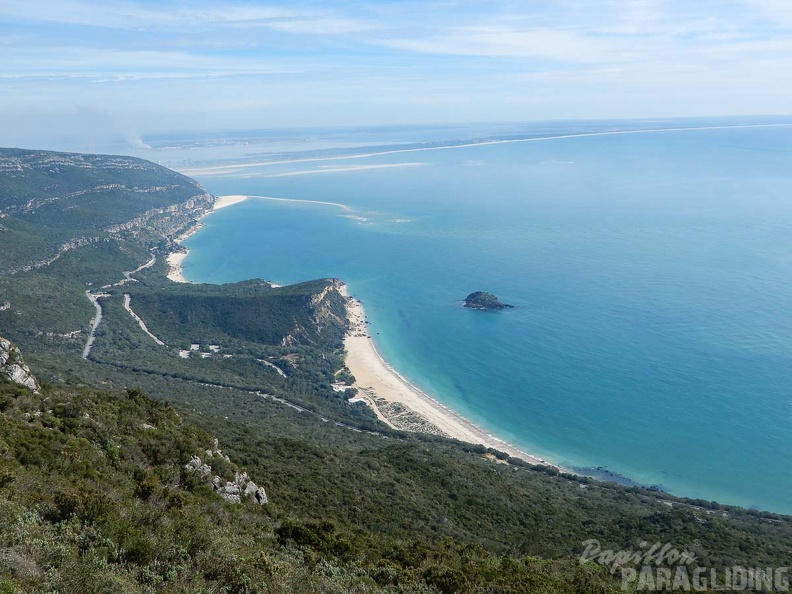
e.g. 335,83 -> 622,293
165,195 -> 251,283
166,194 -> 351,283
165,252 -> 189,283
341,285 -> 558,468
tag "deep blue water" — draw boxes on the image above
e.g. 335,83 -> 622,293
183,123 -> 792,513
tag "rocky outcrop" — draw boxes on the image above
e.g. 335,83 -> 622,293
211,472 -> 268,505
184,439 -> 268,505
311,278 -> 347,334
185,455 -> 212,478
280,279 -> 346,347
9,236 -> 105,274
0,337 -> 39,391
463,291 -> 514,310
280,323 -> 311,347
107,191 -> 214,240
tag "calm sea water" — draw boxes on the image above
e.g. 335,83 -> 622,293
183,123 -> 792,513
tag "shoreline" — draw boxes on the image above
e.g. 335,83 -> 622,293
165,194 -> 354,283
341,284 -> 564,470
167,194 -> 563,470
165,195 -> 251,283
165,251 -> 189,283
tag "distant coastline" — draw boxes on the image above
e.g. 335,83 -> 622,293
176,122 -> 792,177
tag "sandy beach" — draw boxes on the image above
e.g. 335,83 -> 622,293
165,195 -> 251,283
165,252 -> 189,283
341,285 -> 558,468
213,194 -> 251,210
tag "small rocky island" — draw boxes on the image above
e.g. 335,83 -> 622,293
463,292 -> 514,310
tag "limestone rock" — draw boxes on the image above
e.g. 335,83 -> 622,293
187,441 -> 269,505
184,455 -> 212,477
254,487 -> 268,505
243,481 -> 259,496
0,337 -> 40,392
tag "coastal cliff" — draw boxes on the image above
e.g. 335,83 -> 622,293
0,148 -> 214,275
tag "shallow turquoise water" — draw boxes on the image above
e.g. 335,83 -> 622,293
184,124 -> 792,513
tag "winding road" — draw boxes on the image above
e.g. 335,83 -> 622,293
83,252 -> 158,358
123,293 -> 166,346
82,291 -> 107,359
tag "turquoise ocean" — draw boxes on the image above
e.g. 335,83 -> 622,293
176,121 -> 792,513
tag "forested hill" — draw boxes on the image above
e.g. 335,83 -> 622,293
1,148 -> 791,593
0,147 -> 212,274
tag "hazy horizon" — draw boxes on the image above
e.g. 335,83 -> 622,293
2,0 -> 792,151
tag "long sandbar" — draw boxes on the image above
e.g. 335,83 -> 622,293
178,123 -> 792,177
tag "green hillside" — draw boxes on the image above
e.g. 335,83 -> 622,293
128,278 -> 347,348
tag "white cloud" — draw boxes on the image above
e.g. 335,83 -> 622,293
743,0 -> 792,25
266,17 -> 378,35
384,26 -> 622,63
0,46 -> 301,78
0,0 -> 790,139
0,0 -> 299,29
0,0 -> 376,35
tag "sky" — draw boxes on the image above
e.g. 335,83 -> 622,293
1,0 -> 791,149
